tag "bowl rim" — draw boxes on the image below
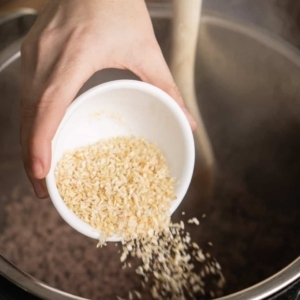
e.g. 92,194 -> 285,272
46,79 -> 195,241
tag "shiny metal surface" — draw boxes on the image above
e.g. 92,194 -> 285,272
203,0 -> 300,49
219,258 -> 300,300
1,4 -> 300,300
0,256 -> 86,300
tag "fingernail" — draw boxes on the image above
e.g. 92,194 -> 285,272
32,158 -> 43,177
33,181 -> 48,199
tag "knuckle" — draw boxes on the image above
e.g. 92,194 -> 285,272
36,28 -> 56,52
70,22 -> 90,38
68,26 -> 91,54
37,84 -> 61,112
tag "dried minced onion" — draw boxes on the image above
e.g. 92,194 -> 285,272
55,136 -> 176,244
55,136 -> 225,300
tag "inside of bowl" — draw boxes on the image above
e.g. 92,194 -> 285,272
48,82 -> 194,238
53,84 -> 191,180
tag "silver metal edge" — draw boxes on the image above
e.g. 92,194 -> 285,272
0,254 -> 87,300
0,8 -> 37,25
216,257 -> 300,300
0,8 -> 37,71
0,4 -> 299,300
0,47 -> 20,72
201,10 -> 300,69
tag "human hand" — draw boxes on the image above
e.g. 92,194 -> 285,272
20,0 -> 196,199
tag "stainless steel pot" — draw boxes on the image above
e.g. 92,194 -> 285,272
0,2 -> 300,300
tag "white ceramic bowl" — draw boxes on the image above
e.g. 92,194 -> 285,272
46,80 -> 195,241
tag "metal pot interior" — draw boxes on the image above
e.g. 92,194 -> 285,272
0,7 -> 300,300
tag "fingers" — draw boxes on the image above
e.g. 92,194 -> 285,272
21,46 -> 94,199
132,43 -> 197,131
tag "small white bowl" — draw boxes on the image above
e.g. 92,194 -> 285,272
46,80 -> 195,241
